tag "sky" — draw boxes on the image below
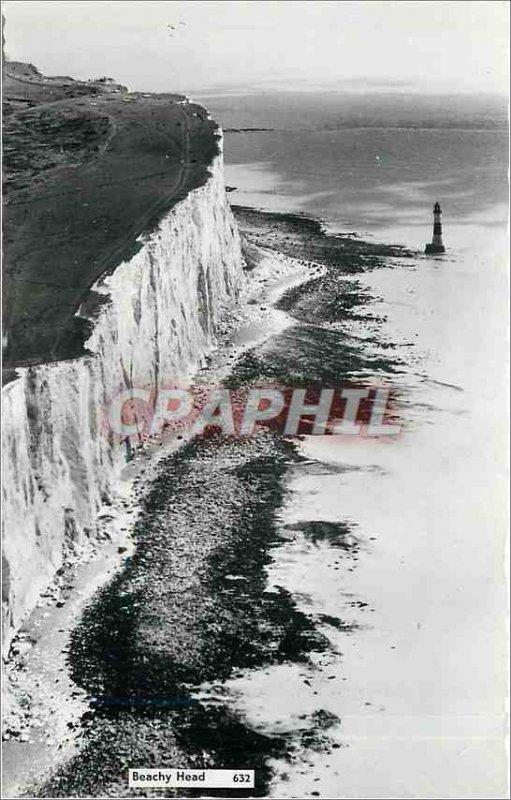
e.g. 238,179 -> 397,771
3,1 -> 510,95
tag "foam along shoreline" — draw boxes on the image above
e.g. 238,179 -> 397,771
3,203 -> 412,797
1,236 -> 318,798
205,219 -> 508,800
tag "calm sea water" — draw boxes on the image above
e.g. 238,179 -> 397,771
199,92 -> 509,798
200,91 -> 508,242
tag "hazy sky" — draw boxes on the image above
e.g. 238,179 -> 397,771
3,1 -> 509,94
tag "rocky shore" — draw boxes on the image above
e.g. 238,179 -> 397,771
3,203 -> 410,796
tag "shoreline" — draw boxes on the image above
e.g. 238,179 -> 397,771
4,204 -> 412,797
2,53 -> 507,799
1,222 -> 320,798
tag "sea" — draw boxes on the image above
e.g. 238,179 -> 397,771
195,91 -> 509,798
6,86 -> 507,799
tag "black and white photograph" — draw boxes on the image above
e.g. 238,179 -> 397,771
1,1 -> 509,798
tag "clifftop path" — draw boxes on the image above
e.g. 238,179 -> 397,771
3,61 -> 220,378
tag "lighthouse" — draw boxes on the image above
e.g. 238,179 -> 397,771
425,202 -> 445,254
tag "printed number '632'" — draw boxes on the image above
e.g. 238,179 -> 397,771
233,773 -> 251,783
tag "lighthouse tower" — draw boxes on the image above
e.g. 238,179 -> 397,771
425,202 -> 445,254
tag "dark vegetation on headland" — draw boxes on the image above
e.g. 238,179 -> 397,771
5,61 -> 412,795
2,59 -> 413,380
3,61 -> 219,378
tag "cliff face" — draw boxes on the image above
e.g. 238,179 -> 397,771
87,154 -> 242,389
2,152 -> 244,645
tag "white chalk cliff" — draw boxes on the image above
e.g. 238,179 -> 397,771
2,149 -> 244,646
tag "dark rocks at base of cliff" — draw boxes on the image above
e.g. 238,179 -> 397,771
232,205 -> 413,273
35,431 -> 338,798
20,207 -> 406,798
